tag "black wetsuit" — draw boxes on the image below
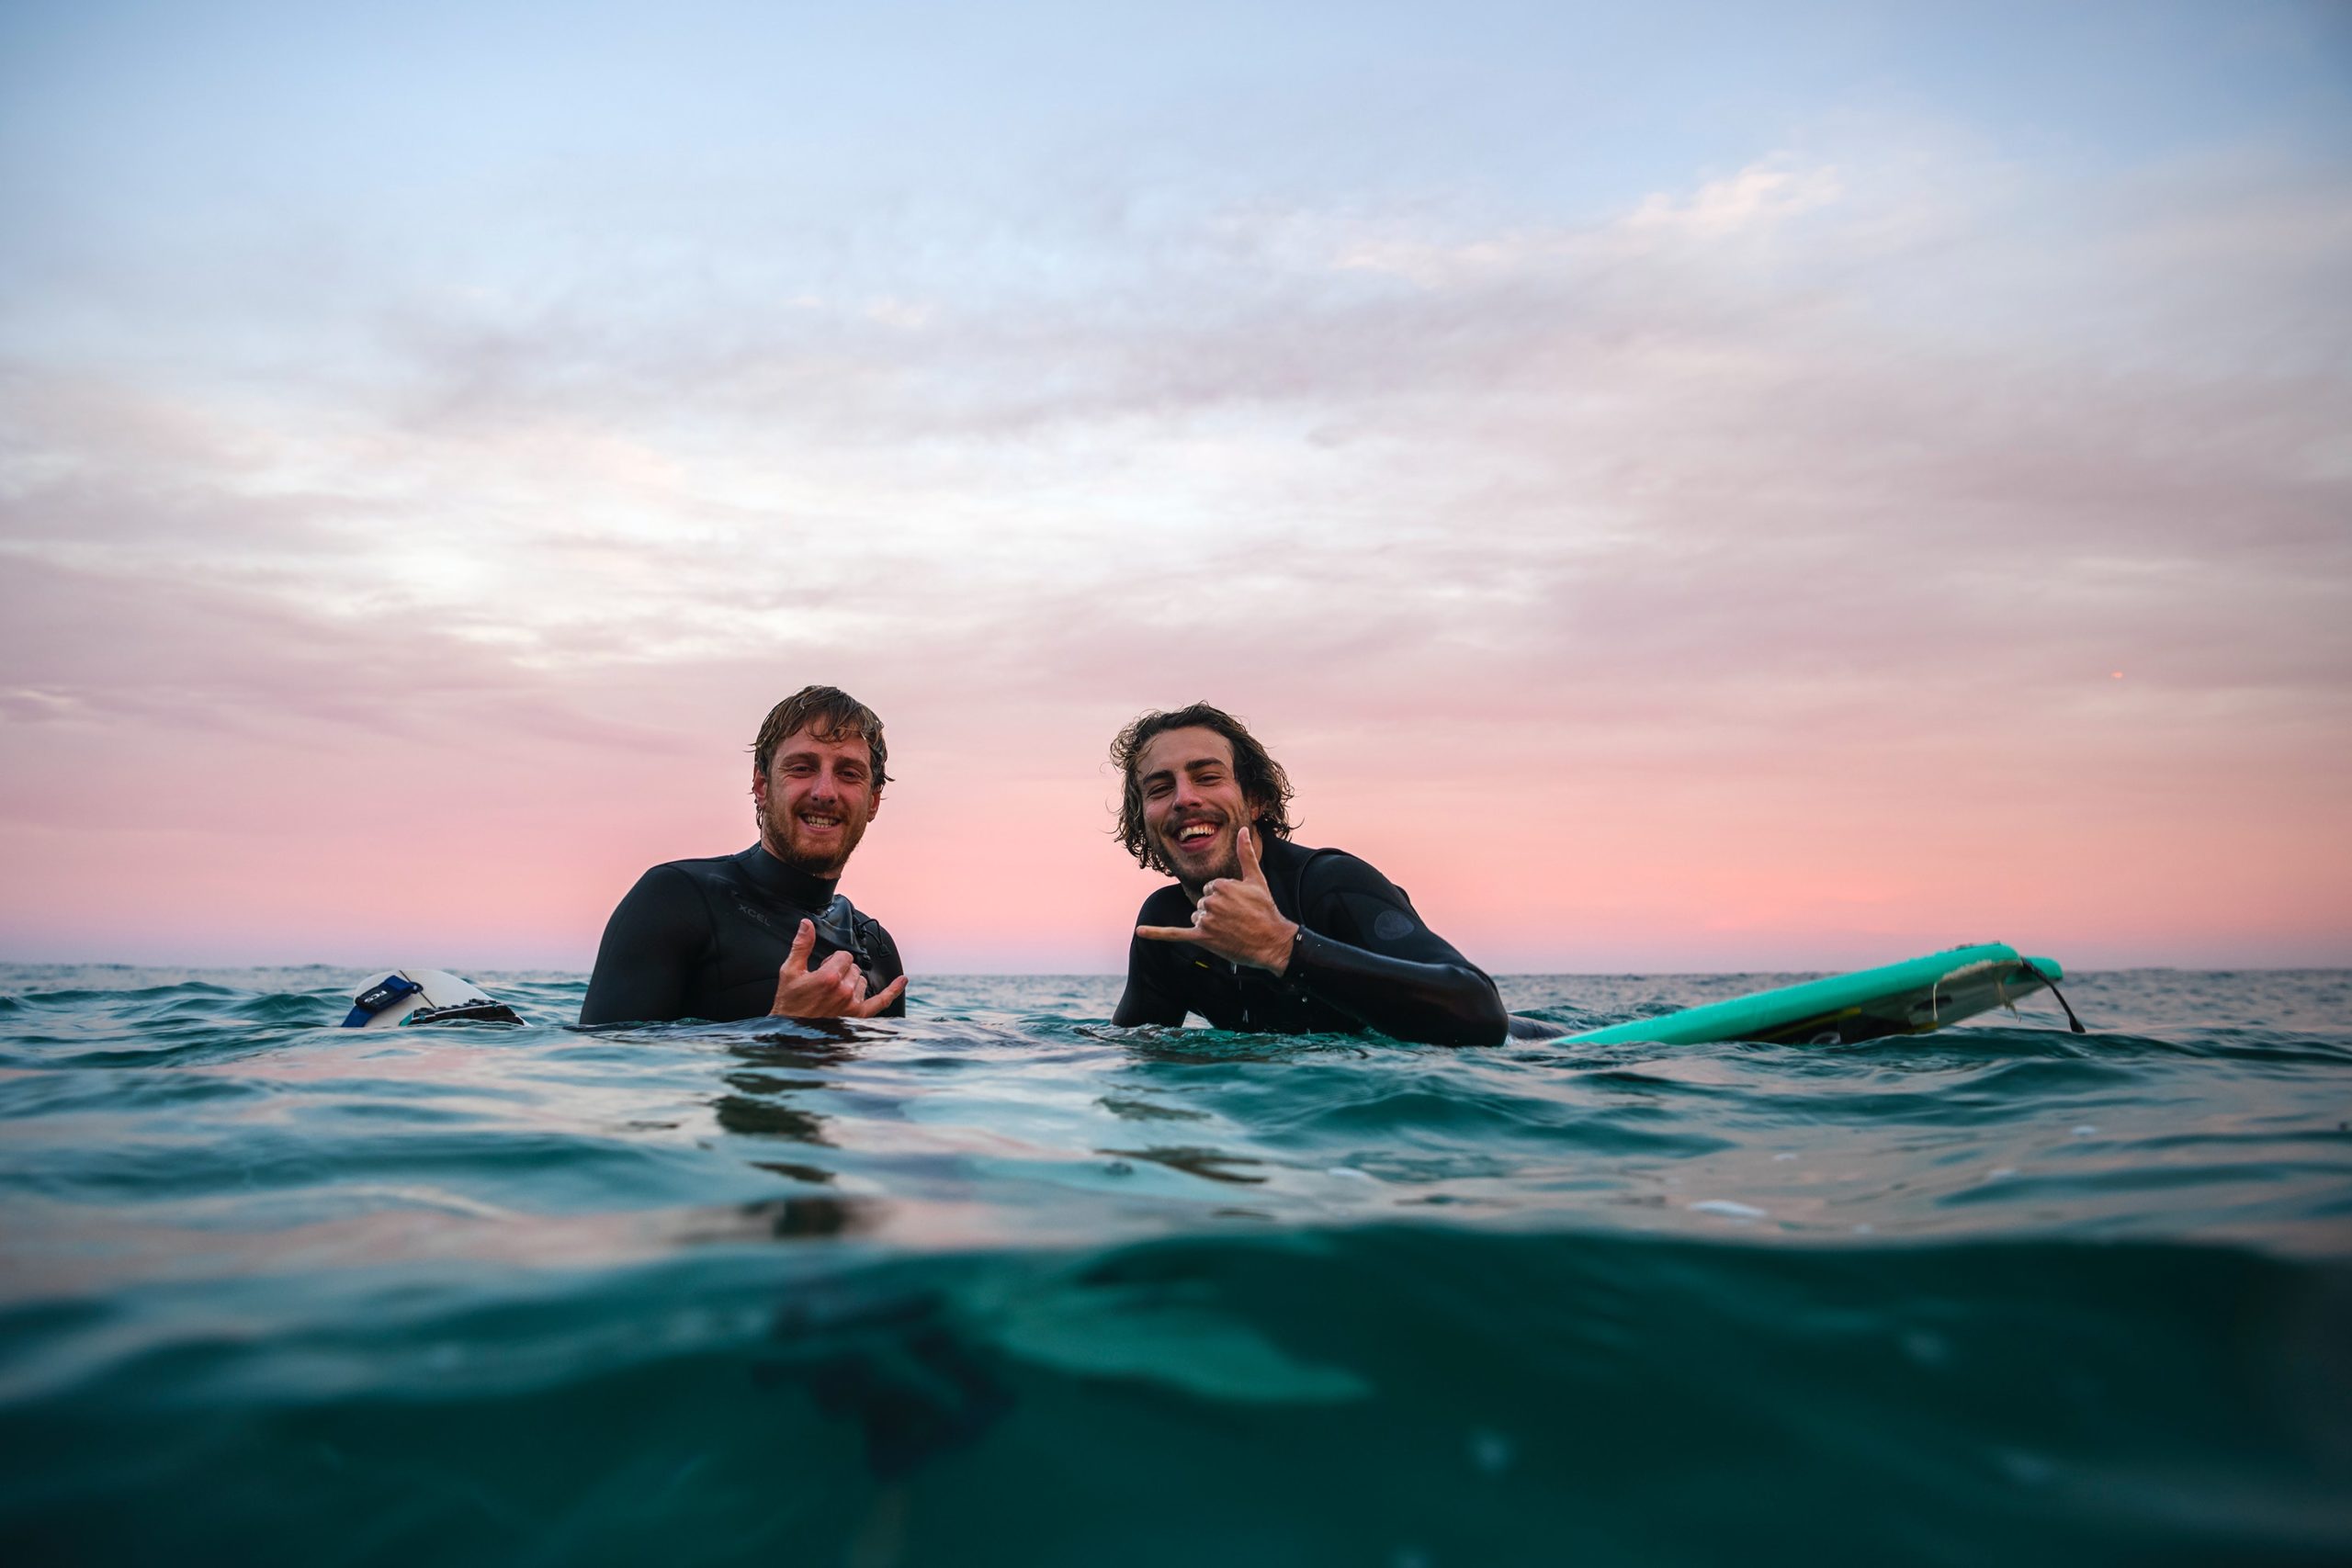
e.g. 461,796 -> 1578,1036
579,845 -> 906,1026
1112,836 -> 1510,1047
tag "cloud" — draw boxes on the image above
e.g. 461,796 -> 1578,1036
1625,159 -> 1846,238
3,129 -> 2347,964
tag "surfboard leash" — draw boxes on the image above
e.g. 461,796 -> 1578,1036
2037,970 -> 2088,1034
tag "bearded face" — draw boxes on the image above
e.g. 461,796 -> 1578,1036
752,726 -> 881,877
1136,726 -> 1255,891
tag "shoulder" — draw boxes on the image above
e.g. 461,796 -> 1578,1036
597,859 -> 721,949
624,852 -> 771,919
628,855 -> 741,906
1292,845 -> 1401,901
626,852 -> 740,889
620,859 -> 710,901
1293,845 -> 1425,943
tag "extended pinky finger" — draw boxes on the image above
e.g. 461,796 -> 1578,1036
854,976 -> 910,1016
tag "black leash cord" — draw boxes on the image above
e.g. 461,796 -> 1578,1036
2037,969 -> 2088,1034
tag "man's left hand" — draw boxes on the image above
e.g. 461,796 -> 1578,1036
1136,826 -> 1300,973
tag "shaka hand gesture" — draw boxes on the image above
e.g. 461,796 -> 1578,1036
769,919 -> 909,1018
1136,825 -> 1301,974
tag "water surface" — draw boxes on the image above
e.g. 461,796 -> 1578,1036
2,966 -> 2347,1564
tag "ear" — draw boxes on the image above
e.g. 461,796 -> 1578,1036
751,762 -> 770,810
866,784 -> 883,819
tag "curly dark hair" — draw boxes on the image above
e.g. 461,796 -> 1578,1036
1110,702 -> 1295,874
750,685 -> 889,786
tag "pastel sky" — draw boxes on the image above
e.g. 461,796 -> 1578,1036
3,0 -> 2348,974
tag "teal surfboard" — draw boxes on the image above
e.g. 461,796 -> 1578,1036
1564,943 -> 2077,1045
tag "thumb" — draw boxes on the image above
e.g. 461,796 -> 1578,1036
787,919 -> 817,969
1238,823 -> 1268,885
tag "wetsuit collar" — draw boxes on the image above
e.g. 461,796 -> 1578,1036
733,843 -> 842,909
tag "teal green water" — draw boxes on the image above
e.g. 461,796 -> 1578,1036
2,966 -> 2348,1564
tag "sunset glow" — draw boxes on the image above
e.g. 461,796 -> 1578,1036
3,1 -> 2346,972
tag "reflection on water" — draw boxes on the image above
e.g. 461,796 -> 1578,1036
1099,1145 -> 1271,1184
729,1018 -> 887,1064
1097,1095 -> 1208,1122
749,1195 -> 878,1238
669,1195 -> 885,1244
711,1033 -> 866,1145
752,1159 -> 836,1185
713,1090 -> 833,1144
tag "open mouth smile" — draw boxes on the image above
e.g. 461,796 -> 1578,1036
1171,817 -> 1223,852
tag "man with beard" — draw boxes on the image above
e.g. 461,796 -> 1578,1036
1108,703 -> 1520,1047
579,686 -> 908,1025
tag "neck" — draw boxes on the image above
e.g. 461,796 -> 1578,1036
745,840 -> 843,900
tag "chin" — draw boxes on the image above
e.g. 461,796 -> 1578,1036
1165,849 -> 1238,887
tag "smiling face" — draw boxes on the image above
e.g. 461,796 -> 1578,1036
752,724 -> 882,877
1136,726 -> 1258,891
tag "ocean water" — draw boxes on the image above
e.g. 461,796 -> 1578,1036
1,965 -> 2348,1566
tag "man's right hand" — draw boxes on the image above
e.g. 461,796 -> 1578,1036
770,919 -> 909,1019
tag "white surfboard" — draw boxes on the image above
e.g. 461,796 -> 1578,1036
340,969 -> 526,1028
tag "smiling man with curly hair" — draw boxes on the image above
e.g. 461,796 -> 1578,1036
1107,703 -> 1521,1047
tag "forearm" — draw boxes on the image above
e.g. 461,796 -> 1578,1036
1285,927 -> 1509,1046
